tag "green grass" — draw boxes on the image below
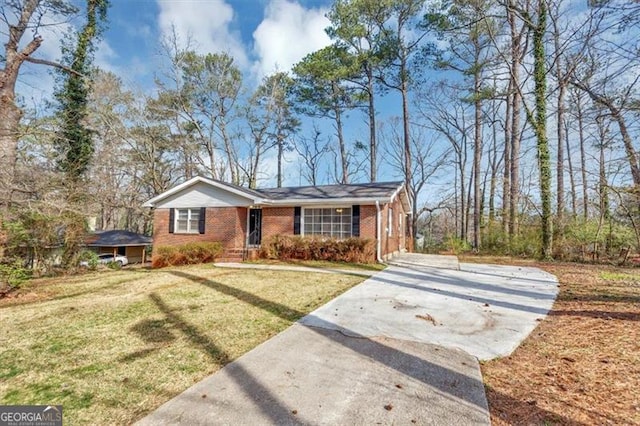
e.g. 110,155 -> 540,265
600,271 -> 640,283
0,264 -> 363,425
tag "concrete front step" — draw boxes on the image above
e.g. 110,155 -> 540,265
218,247 -> 261,263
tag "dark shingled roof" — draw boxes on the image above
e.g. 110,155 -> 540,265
86,230 -> 152,247
257,181 -> 404,201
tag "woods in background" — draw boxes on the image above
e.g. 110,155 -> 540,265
1,0 -> 640,274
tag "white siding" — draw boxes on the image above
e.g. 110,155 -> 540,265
154,182 -> 254,208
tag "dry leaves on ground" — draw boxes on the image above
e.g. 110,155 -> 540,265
478,260 -> 640,425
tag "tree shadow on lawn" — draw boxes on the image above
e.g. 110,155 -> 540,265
385,267 -> 558,301
558,293 -> 640,304
549,309 -> 640,321
371,274 -> 553,315
0,279 -> 130,309
484,386 -> 590,426
128,270 -> 581,424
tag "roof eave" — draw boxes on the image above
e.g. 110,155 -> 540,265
259,197 -> 393,206
142,176 -> 263,208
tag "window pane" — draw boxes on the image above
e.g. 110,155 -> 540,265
302,207 -> 353,239
176,220 -> 188,232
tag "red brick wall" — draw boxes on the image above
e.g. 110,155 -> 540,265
360,205 -> 377,240
261,207 -> 294,242
380,197 -> 408,258
152,202 -> 410,260
153,207 -> 247,250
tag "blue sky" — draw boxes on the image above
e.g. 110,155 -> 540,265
98,0 -> 335,88
11,0 -> 451,191
16,0 -> 337,100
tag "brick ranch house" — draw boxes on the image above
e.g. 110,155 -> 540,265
142,176 -> 412,262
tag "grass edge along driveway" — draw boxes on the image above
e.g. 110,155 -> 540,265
0,265 -> 365,425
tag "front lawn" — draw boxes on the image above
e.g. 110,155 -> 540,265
0,265 -> 364,424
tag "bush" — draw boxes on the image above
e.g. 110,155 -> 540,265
151,242 -> 223,268
78,250 -> 99,270
261,236 -> 376,264
0,259 -> 32,290
443,235 -> 472,255
106,260 -> 122,270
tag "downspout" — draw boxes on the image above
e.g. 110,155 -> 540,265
375,201 -> 384,263
244,207 -> 250,260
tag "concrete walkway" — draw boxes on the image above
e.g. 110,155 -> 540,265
138,255 -> 558,425
387,252 -> 460,270
213,262 -> 378,277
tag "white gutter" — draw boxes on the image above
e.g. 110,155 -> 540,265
375,201 -> 384,263
261,197 -> 391,207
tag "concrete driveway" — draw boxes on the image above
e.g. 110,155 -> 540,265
302,254 -> 559,360
137,254 -> 558,425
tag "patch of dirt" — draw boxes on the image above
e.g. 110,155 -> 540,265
476,259 -> 640,425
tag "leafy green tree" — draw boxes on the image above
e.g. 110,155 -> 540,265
376,0 -> 429,241
326,0 -> 393,182
53,0 -> 109,186
292,45 -> 357,184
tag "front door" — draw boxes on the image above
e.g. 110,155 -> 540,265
249,208 -> 262,246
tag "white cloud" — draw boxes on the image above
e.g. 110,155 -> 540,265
156,0 -> 248,67
252,0 -> 331,78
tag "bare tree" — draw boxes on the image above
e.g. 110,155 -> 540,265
382,117 -> 450,244
294,126 -> 330,186
0,0 -> 80,210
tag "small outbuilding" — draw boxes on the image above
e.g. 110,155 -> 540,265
85,230 -> 152,263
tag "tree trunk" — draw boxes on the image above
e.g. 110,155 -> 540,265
576,92 -> 588,220
277,136 -> 283,188
0,101 -> 21,210
400,56 -> 414,242
508,2 -> 522,240
565,120 -> 577,217
556,74 -> 566,235
573,81 -> 640,187
533,0 -> 553,258
0,0 -> 43,211
367,66 -> 377,182
473,71 -> 483,250
334,100 -> 348,184
503,87 -> 512,234
489,104 -> 499,227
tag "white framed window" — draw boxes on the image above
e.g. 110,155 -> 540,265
303,207 -> 352,239
175,208 -> 200,234
388,207 -> 393,236
399,213 -> 403,235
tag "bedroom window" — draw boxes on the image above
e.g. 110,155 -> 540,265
303,207 -> 352,239
175,208 -> 200,233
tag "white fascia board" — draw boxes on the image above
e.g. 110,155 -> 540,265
385,183 -> 412,213
259,197 -> 392,207
142,176 -> 264,208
